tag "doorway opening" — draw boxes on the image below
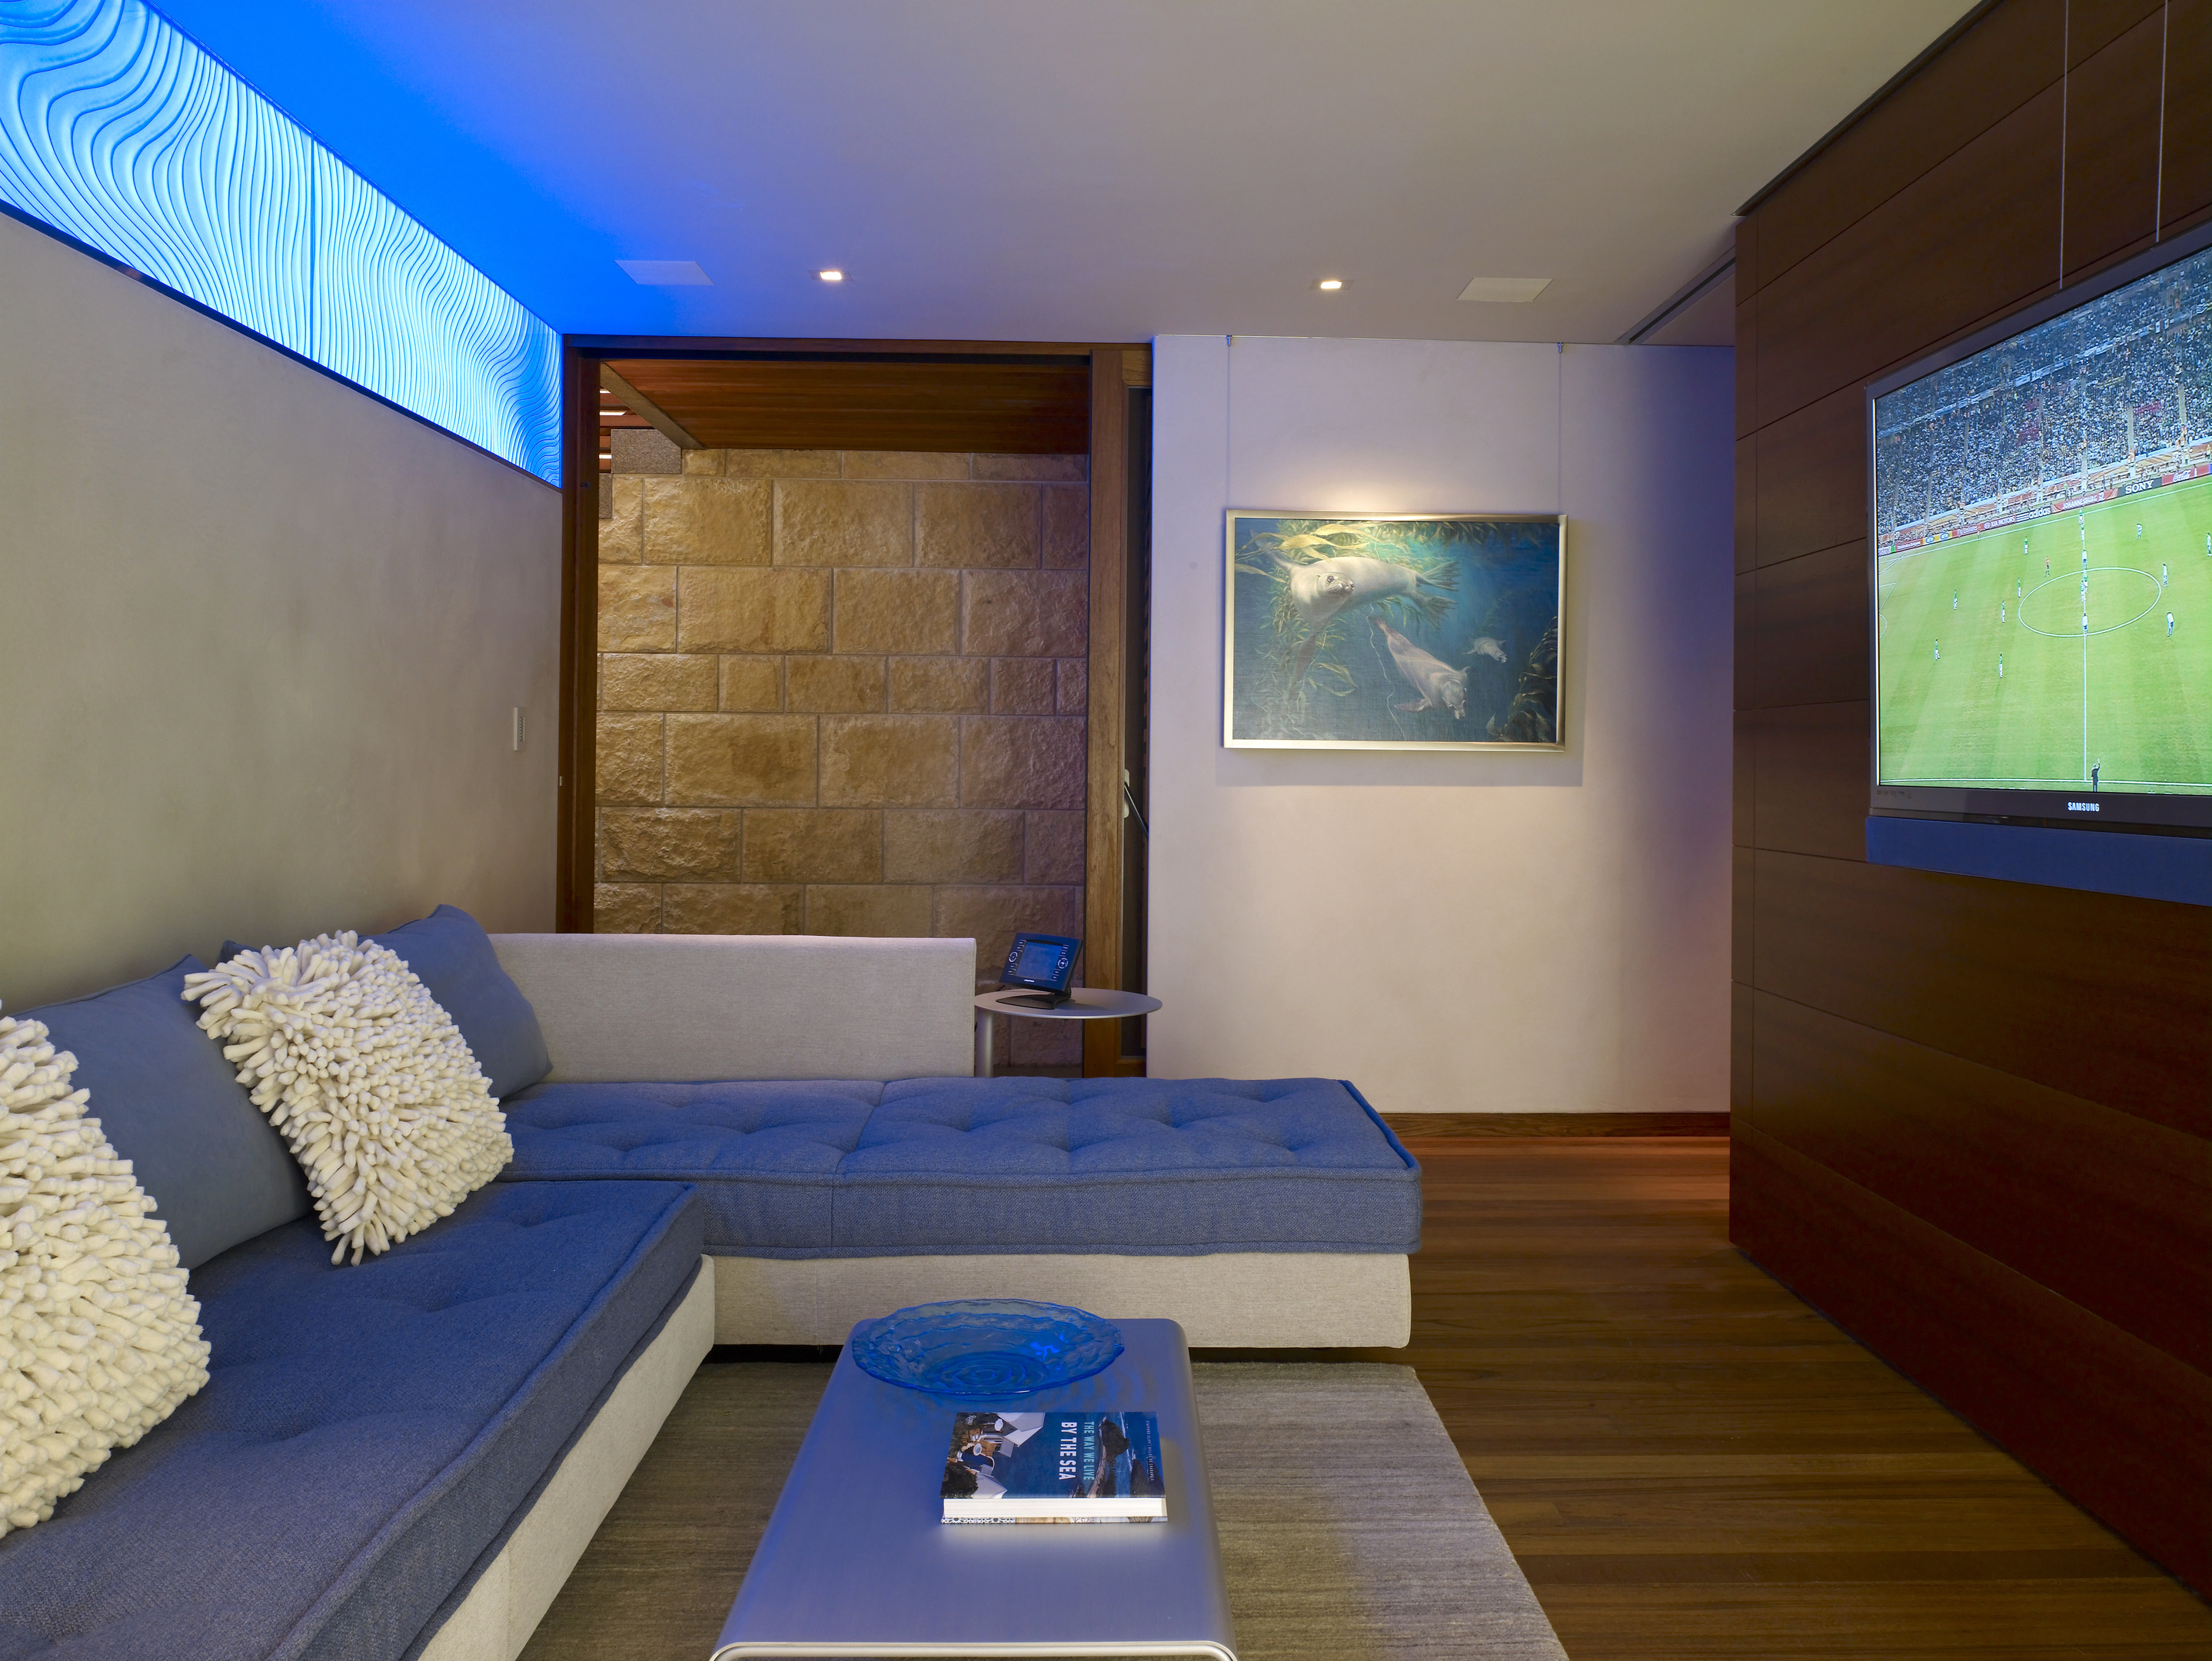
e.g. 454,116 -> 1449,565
556,342 -> 1150,1077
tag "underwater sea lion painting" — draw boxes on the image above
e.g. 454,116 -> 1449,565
1375,621 -> 1469,719
1226,511 -> 1564,750
1272,548 -> 1459,689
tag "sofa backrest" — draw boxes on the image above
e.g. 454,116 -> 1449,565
487,934 -> 976,1083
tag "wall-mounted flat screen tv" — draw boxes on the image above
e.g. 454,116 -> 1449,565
1870,224 -> 2212,836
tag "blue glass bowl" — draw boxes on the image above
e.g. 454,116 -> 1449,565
848,1299 -> 1123,1397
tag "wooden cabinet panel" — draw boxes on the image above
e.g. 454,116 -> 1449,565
1731,846 -> 1755,985
1735,294 -> 1757,439
1755,385 -> 1865,568
2067,0 -> 2167,67
1754,543 -> 1868,709
2062,13 -> 2165,279
1752,850 -> 2212,1134
1756,85 -> 2061,428
1748,990 -> 2212,1371
1734,432 -> 1757,574
1730,1121 -> 2212,1595
1733,569 -> 1755,713
2160,0 -> 2212,232
1751,0 -> 2064,300
1731,980 -> 1755,1114
1751,703 -> 1868,861
1733,709 -> 1755,848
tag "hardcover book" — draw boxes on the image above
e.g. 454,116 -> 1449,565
940,1410 -> 1166,1523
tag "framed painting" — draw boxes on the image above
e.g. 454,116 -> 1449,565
1225,511 -> 1566,751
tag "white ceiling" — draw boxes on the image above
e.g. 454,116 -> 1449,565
156,1 -> 1973,347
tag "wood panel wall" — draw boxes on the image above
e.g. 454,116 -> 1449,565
1733,0 -> 2212,1595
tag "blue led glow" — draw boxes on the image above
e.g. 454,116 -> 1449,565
0,0 -> 560,482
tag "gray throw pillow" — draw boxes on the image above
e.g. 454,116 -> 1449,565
25,956 -> 311,1269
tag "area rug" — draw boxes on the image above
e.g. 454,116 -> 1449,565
518,1360 -> 1567,1661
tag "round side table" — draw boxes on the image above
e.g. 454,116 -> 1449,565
973,987 -> 1162,1077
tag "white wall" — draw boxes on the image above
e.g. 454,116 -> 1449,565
0,213 -> 563,1010
1148,335 -> 1733,1113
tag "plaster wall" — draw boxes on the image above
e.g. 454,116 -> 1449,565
1147,335 -> 1733,1113
0,213 -> 561,1009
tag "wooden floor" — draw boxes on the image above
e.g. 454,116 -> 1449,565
1352,1138 -> 2212,1659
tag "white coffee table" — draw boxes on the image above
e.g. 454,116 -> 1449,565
712,1316 -> 1235,1659
973,988 -> 1163,1078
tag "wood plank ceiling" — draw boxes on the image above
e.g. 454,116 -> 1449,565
604,357 -> 1092,454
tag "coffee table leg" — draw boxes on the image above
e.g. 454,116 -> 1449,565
975,1009 -> 993,1079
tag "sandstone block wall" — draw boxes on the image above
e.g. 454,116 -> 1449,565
596,448 -> 1089,1064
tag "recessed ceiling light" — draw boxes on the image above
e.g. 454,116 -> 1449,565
817,268 -> 845,283
600,406 -> 627,418
1458,277 -> 1552,303
1316,278 -> 1345,291
616,258 -> 711,286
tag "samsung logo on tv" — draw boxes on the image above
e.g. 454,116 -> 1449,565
2067,801 -> 2101,812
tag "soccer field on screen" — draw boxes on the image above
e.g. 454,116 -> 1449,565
1876,474 -> 2212,793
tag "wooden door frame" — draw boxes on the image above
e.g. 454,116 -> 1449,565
557,336 -> 1147,1079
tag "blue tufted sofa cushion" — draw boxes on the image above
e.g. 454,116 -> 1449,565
0,1180 -> 704,1661
498,1076 -> 1418,1257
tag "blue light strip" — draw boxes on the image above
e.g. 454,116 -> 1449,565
0,0 -> 560,483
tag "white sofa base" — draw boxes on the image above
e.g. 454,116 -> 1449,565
710,1251 -> 1412,1349
421,1257 -> 717,1661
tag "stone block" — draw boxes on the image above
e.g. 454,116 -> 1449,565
787,655 -> 886,712
991,657 -> 1056,714
599,566 -> 677,651
600,653 -> 718,712
1041,485 -> 1089,568
960,717 -> 1085,809
820,715 -> 958,807
775,479 -> 912,567
974,454 -> 1085,481
807,884 -> 933,937
918,483 -> 1038,569
744,808 -> 883,883
665,714 -> 817,805
599,475 -> 643,562
678,568 -> 831,653
1056,657 -> 1088,714
1010,1017 -> 1082,1067
963,570 -> 1087,657
843,452 -> 970,479
933,884 -> 1083,982
722,450 -> 840,480
662,883 -> 804,934
683,448 -> 725,475
883,810 -> 1023,883
596,713 -> 664,804
888,656 -> 989,712
600,808 -> 743,881
720,655 -> 783,711
643,477 -> 770,565
594,883 -> 660,934
1024,811 -> 1085,883
834,570 -> 958,654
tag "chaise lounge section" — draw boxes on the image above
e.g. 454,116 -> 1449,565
488,931 -> 1420,1349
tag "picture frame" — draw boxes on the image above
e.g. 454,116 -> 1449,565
1224,510 -> 1567,751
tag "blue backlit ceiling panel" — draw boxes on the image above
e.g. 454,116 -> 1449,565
0,0 -> 559,482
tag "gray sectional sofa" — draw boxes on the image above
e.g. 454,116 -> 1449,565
0,910 -> 1419,1661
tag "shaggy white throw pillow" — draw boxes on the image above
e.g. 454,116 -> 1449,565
0,1011 -> 211,1537
183,934 -> 511,1265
